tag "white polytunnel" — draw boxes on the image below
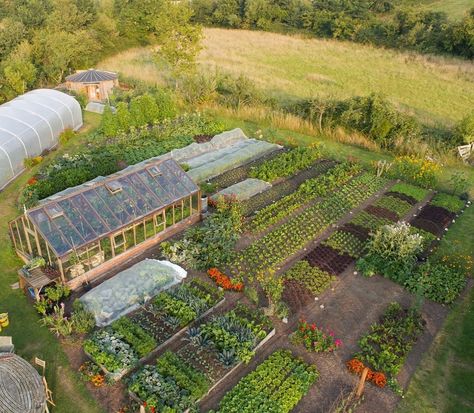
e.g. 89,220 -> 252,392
0,88 -> 83,190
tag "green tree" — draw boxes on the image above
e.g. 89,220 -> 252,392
212,0 -> 242,27
455,112 -> 474,145
46,0 -> 97,32
101,105 -> 118,137
0,18 -> 26,60
113,0 -> 165,45
156,2 -> 203,81
31,29 -> 101,83
116,102 -> 131,132
0,42 -> 36,102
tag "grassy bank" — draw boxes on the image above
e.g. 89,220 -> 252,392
0,112 -> 104,413
100,28 -> 474,126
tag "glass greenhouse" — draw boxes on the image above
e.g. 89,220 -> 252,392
0,89 -> 83,190
9,158 -> 201,292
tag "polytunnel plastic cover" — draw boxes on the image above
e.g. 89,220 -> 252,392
0,88 -> 83,190
80,259 -> 187,326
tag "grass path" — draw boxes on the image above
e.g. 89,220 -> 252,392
0,112 -> 104,413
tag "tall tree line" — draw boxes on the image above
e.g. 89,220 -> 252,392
0,0 -> 200,103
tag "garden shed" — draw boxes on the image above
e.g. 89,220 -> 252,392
65,69 -> 118,102
0,89 -> 83,190
9,158 -> 201,291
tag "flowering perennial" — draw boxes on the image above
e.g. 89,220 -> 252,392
346,358 -> 387,388
207,268 -> 244,291
292,319 -> 342,353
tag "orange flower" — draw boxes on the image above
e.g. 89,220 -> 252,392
207,268 -> 244,292
346,358 -> 364,374
372,372 -> 387,388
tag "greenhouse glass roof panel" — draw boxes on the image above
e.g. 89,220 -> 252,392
27,159 -> 198,256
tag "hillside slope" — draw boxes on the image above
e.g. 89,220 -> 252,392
101,28 -> 474,126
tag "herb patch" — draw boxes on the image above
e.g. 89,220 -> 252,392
323,230 -> 366,258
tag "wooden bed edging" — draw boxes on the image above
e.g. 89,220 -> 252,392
128,327 -> 276,412
85,296 -> 227,382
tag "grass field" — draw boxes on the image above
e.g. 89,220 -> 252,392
100,28 -> 474,126
404,0 -> 473,20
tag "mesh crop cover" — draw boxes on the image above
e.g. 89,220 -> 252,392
0,89 -> 83,190
80,259 -> 187,327
212,178 -> 272,201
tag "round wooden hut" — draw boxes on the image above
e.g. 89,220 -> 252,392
65,69 -> 118,102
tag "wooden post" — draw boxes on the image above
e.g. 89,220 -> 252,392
356,367 -> 369,398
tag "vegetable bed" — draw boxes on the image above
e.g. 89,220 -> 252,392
347,302 -> 424,390
209,349 -> 318,413
233,173 -> 388,280
83,279 -> 224,380
129,304 -> 274,412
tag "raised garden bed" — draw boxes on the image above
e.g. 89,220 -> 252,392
209,349 -> 318,413
208,147 -> 286,191
240,160 -> 335,216
83,279 -> 225,381
347,302 -> 424,391
411,205 -> 456,235
385,191 -> 418,205
339,223 -> 371,241
282,279 -> 315,313
128,303 -> 275,412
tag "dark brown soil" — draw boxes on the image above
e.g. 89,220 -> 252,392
339,223 -> 370,241
282,279 -> 314,313
193,134 -> 213,143
365,205 -> 399,222
305,245 -> 355,275
412,205 -> 455,235
385,191 -> 418,205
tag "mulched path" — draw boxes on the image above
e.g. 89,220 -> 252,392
365,204 -> 399,222
385,191 -> 418,205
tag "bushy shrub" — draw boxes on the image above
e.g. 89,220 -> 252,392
59,128 -> 75,144
71,300 -> 95,334
454,112 -> 474,145
24,156 -> 43,168
367,222 -> 424,262
406,261 -> 466,304
161,196 -> 243,270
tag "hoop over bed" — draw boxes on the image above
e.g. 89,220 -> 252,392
80,259 -> 187,326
